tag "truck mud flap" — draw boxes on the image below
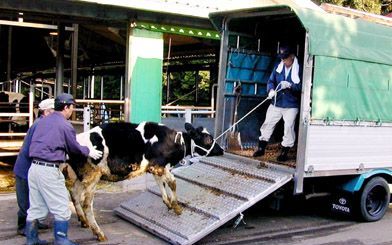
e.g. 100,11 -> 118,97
115,153 -> 293,245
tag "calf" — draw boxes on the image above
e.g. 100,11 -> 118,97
66,121 -> 223,241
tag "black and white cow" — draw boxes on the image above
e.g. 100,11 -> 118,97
0,91 -> 29,133
0,92 -> 15,133
66,121 -> 223,241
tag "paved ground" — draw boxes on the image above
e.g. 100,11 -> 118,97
0,175 -> 168,245
2,166 -> 392,245
0,174 -> 361,245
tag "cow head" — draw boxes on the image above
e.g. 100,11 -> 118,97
185,123 -> 224,156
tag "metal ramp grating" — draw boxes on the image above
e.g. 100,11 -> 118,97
115,153 -> 294,245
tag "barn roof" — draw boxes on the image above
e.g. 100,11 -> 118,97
76,0 -> 322,18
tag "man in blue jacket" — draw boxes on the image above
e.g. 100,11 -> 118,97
25,93 -> 103,245
13,98 -> 54,236
253,45 -> 302,161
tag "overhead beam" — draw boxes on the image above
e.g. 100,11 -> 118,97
0,19 -> 74,30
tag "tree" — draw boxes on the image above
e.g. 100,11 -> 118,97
315,0 -> 384,15
381,0 -> 392,15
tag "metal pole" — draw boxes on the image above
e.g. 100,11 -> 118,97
120,75 -> 123,121
71,24 -> 78,99
87,76 -> 90,98
56,23 -> 65,96
91,72 -> 95,98
29,89 -> 34,127
7,26 -> 12,82
195,71 -> 199,104
120,76 -> 123,100
83,106 -> 91,132
41,80 -> 44,99
83,78 -> 86,99
124,23 -> 132,122
166,37 -> 172,103
185,108 -> 192,123
15,79 -> 19,93
214,17 -> 230,141
100,76 -> 103,100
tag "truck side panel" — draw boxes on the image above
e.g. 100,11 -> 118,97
305,125 -> 392,175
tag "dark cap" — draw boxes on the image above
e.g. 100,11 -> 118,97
278,45 -> 293,59
55,93 -> 75,105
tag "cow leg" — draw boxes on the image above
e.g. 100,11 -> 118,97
163,165 -> 182,215
70,180 -> 89,228
81,169 -> 107,241
153,174 -> 172,210
126,156 -> 149,179
61,164 -> 89,228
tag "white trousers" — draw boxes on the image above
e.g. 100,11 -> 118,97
27,163 -> 71,222
259,104 -> 298,147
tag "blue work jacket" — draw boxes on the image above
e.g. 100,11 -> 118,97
267,63 -> 302,108
13,117 -> 42,179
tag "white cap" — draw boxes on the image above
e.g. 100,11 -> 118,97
38,98 -> 55,110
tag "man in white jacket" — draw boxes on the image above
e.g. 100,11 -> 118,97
253,45 -> 302,161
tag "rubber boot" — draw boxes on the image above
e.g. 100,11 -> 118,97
54,220 -> 78,245
26,220 -> 48,245
17,215 -> 26,236
277,146 -> 290,161
253,140 -> 268,157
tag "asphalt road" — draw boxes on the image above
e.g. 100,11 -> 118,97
198,197 -> 392,245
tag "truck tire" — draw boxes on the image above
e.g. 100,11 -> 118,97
358,176 -> 390,222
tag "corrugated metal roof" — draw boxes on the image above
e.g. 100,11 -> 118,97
77,0 -> 322,18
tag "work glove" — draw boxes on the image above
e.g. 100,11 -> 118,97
88,146 -> 103,160
280,80 -> 292,89
267,89 -> 276,99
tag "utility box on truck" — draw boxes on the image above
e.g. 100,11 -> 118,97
211,4 -> 392,221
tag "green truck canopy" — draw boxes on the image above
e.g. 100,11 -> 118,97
293,7 -> 392,122
294,7 -> 392,66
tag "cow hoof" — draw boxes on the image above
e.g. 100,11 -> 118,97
97,234 -> 108,242
163,201 -> 172,210
173,204 -> 183,215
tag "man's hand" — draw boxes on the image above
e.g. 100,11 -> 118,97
88,146 -> 103,160
280,81 -> 292,89
267,89 -> 276,99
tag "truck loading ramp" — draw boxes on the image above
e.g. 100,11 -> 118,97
114,153 -> 293,245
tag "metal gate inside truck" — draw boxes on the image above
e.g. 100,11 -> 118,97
115,153 -> 293,245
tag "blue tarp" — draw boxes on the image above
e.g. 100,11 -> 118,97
225,51 -> 273,95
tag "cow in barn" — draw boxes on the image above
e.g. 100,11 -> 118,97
0,91 -> 29,133
11,95 -> 30,132
0,92 -> 15,133
65,121 -> 224,241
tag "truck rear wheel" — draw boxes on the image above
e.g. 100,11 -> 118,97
357,177 -> 390,222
